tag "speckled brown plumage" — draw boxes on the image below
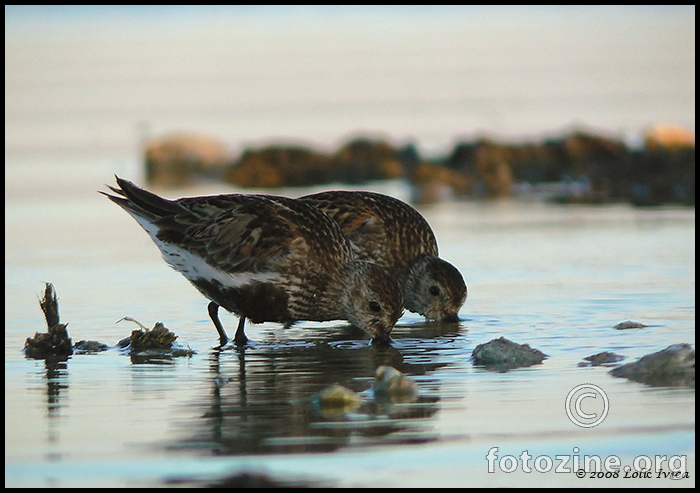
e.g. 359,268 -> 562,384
300,191 -> 467,321
101,176 -> 403,345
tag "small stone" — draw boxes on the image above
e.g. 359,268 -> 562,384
373,366 -> 419,403
318,383 -> 362,408
614,320 -> 647,330
314,384 -> 362,416
580,351 -> 626,367
609,343 -> 695,388
472,336 -> 546,371
73,340 -> 110,354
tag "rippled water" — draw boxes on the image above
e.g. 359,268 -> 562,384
5,7 -> 695,485
5,167 -> 695,486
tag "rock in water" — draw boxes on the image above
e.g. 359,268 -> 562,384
609,344 -> 695,388
472,336 -> 546,371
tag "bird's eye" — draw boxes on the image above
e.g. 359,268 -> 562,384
369,301 -> 382,312
429,285 -> 441,296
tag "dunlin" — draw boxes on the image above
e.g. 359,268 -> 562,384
102,177 -> 403,346
300,191 -> 466,321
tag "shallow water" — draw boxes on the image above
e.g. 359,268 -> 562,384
5,7 -> 695,485
5,172 -> 695,486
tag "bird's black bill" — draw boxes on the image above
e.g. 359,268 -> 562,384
371,334 -> 393,347
441,312 -> 461,324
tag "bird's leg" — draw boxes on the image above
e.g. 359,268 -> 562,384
234,316 -> 248,346
208,302 -> 229,347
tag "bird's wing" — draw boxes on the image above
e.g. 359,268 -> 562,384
299,191 -> 389,263
170,196 -> 307,274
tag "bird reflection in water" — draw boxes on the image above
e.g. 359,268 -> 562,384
174,325 -> 453,455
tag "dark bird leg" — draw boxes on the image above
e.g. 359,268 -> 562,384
234,316 -> 248,346
208,302 -> 229,347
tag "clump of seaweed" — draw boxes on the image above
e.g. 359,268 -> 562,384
24,283 -> 73,360
116,317 -> 194,358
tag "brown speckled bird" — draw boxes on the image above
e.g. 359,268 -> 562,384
101,177 -> 403,346
299,191 -> 467,322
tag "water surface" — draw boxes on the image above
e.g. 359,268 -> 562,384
3,7 -> 695,485
5,175 -> 695,486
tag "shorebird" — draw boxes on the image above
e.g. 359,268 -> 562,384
299,191 -> 467,322
102,176 -> 403,346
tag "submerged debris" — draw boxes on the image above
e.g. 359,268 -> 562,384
24,283 -> 111,358
609,343 -> 695,388
24,283 -> 73,360
116,317 -> 194,358
314,384 -> 362,414
73,340 -> 110,354
206,471 -> 323,488
308,366 -> 430,420
472,336 -> 547,371
129,322 -> 178,351
24,323 -> 73,360
168,470 -> 326,488
579,351 -> 626,367
310,383 -> 363,419
372,366 -> 420,404
614,320 -> 647,330
298,368 -> 439,433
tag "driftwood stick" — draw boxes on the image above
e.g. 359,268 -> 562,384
24,283 -> 72,359
39,282 -> 60,329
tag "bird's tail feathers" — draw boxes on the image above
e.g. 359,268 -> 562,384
100,175 -> 183,219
